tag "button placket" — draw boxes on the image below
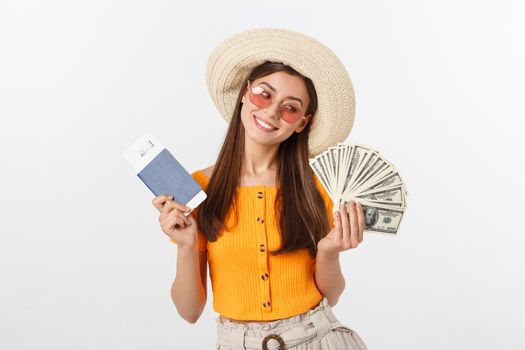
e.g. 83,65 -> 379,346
254,187 -> 272,314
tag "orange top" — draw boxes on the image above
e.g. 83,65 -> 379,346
175,170 -> 335,321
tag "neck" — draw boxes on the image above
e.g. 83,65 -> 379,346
242,136 -> 279,176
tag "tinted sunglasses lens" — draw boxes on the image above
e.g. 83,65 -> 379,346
249,84 -> 303,123
280,107 -> 303,123
249,86 -> 270,108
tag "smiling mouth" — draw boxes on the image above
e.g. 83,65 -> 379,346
253,115 -> 278,130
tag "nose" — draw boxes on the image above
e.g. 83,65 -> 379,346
260,100 -> 281,120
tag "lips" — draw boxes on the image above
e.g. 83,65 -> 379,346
253,115 -> 278,130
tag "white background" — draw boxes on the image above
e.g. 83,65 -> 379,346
1,1 -> 524,349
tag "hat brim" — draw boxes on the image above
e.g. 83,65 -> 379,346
205,27 -> 355,158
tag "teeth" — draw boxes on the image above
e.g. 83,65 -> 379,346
256,116 -> 275,129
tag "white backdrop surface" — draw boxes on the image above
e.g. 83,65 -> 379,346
1,1 -> 524,349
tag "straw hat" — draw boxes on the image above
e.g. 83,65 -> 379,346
205,27 -> 355,158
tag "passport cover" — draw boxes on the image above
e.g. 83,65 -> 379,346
122,132 -> 207,215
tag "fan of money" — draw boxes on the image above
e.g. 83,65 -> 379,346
309,143 -> 408,235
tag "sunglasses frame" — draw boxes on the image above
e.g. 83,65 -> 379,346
246,80 -> 306,124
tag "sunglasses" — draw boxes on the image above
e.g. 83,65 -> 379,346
247,80 -> 305,124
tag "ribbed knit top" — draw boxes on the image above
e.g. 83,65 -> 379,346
185,169 -> 334,321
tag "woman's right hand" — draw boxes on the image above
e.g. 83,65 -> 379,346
152,195 -> 198,249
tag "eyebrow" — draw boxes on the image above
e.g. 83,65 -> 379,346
259,82 -> 304,107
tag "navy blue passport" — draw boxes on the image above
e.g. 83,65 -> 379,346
123,132 -> 206,216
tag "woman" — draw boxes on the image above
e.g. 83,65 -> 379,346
153,28 -> 368,350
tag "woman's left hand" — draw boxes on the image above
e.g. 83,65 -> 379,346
317,200 -> 364,256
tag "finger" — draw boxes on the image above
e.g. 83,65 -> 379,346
340,201 -> 350,247
177,209 -> 192,226
152,195 -> 172,211
152,194 -> 169,206
160,200 -> 173,216
161,199 -> 191,217
348,200 -> 358,248
182,207 -> 194,217
166,211 -> 188,229
333,207 -> 342,244
175,201 -> 192,213
356,201 -> 365,243
183,212 -> 191,225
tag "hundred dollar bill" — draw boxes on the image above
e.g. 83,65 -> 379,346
359,204 -> 405,234
310,142 -> 408,235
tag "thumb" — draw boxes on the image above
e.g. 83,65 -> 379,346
187,210 -> 197,223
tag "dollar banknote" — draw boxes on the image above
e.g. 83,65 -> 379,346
309,142 -> 408,235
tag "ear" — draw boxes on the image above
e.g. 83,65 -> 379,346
294,114 -> 313,133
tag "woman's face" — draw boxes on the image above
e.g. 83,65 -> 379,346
240,71 -> 312,148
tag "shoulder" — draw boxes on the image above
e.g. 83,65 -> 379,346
201,165 -> 214,179
191,165 -> 214,189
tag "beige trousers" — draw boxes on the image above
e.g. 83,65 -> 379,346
215,297 -> 368,350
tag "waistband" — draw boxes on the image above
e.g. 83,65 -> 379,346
215,297 -> 346,350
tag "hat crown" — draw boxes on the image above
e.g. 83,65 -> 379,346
206,27 -> 355,158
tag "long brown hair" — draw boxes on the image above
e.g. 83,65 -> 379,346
197,61 -> 331,259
